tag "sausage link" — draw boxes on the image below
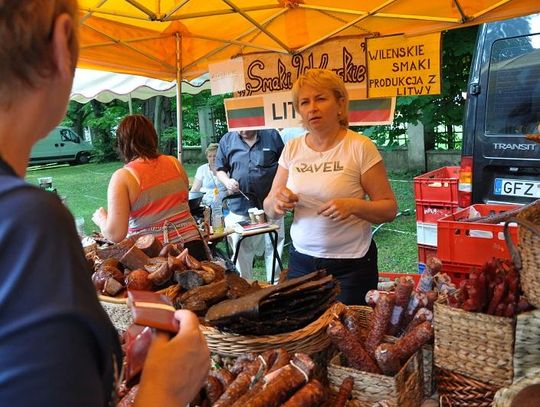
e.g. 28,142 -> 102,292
365,293 -> 395,356
327,320 -> 380,374
281,379 -> 325,407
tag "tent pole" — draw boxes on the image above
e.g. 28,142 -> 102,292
176,33 -> 183,163
128,93 -> 133,114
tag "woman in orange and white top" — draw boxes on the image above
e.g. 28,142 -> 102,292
92,114 -> 208,260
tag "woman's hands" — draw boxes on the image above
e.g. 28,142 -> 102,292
317,198 -> 358,221
91,207 -> 107,230
267,186 -> 299,217
134,310 -> 210,407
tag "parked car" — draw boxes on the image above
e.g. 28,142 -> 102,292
458,13 -> 540,206
29,126 -> 93,165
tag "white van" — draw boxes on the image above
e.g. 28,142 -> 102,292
30,126 -> 93,165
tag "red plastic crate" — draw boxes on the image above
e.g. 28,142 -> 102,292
413,166 -> 459,204
437,204 -> 519,266
418,244 -> 437,264
440,261 -> 478,285
415,200 -> 459,223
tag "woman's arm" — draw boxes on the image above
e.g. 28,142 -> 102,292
190,177 -> 202,192
263,165 -> 298,219
92,168 -> 133,242
318,161 -> 397,224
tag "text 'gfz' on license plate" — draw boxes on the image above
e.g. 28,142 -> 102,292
494,178 -> 540,198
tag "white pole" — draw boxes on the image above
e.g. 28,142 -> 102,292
128,93 -> 133,114
176,33 -> 183,163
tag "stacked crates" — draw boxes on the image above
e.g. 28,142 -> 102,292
436,204 -> 519,283
413,167 -> 460,266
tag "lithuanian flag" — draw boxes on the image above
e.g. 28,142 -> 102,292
224,96 -> 265,128
224,87 -> 395,130
348,88 -> 395,125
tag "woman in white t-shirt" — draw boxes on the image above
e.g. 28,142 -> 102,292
264,69 -> 397,305
190,143 -> 226,205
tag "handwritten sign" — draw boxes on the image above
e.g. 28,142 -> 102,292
237,37 -> 368,97
209,58 -> 245,95
366,33 -> 441,98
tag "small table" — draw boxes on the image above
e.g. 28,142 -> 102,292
207,227 -> 234,258
231,223 -> 284,284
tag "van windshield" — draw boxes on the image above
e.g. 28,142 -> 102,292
485,33 -> 540,135
60,129 -> 80,143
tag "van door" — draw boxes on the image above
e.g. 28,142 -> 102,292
461,14 -> 540,206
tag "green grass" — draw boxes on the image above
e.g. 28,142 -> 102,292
25,162 -> 419,276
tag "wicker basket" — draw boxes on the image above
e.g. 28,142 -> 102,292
327,350 -> 423,407
513,307 -> 540,381
436,367 -> 499,407
346,305 -> 434,398
493,368 -> 540,407
201,301 -> 346,357
504,201 -> 540,308
434,302 -> 515,387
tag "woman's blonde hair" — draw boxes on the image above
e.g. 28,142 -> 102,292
291,69 -> 349,128
205,143 -> 219,156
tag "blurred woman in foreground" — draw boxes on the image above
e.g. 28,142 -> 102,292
264,69 -> 397,305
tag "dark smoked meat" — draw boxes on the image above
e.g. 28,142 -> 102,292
327,320 -> 380,374
331,376 -> 354,407
240,354 -> 315,407
206,270 -> 339,335
388,279 -> 414,336
341,308 -> 366,342
204,375 -> 224,405
365,293 -> 395,356
281,379 -> 325,407
374,321 -> 433,375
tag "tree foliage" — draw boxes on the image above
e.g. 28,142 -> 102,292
63,90 -> 227,162
361,26 -> 479,150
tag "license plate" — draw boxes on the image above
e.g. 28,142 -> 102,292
494,178 -> 540,198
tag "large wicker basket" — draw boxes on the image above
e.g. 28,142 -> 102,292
504,200 -> 540,307
434,302 -> 515,387
437,367 -> 499,407
327,350 -> 423,407
347,305 -> 434,398
200,301 -> 346,357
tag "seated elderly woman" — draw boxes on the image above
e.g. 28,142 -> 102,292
190,143 -> 227,206
93,114 -> 209,260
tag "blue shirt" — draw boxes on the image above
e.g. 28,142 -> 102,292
216,130 -> 284,215
0,158 -> 121,406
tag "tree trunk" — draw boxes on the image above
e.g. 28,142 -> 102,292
447,124 -> 455,149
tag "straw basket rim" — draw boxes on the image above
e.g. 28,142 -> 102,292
327,349 -> 423,406
200,301 -> 346,356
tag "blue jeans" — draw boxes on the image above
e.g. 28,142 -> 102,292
287,240 -> 378,306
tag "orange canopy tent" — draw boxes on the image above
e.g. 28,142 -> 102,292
76,0 -> 540,156
77,0 -> 540,81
